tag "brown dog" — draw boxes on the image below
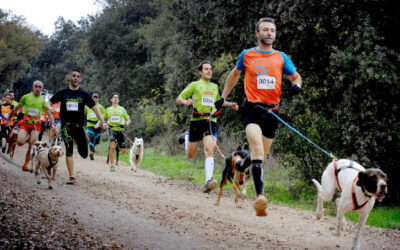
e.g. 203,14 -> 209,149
7,126 -> 18,159
34,145 -> 64,189
215,145 -> 251,207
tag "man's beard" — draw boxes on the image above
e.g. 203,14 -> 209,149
259,36 -> 274,45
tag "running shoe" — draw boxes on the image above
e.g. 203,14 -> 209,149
67,176 -> 76,185
89,152 -> 94,160
110,165 -> 115,172
22,163 -> 29,172
254,195 -> 268,216
202,179 -> 217,193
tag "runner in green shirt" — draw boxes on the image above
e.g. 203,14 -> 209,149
7,80 -> 54,171
176,61 -> 238,193
104,92 -> 130,172
85,93 -> 106,160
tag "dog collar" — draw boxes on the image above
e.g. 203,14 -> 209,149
48,153 -> 58,168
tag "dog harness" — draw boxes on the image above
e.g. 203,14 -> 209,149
351,176 -> 371,210
47,152 -> 58,168
332,160 -> 371,210
333,159 -> 358,192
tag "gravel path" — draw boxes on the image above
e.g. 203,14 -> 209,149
1,143 -> 399,249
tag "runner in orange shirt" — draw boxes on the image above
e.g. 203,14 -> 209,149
0,93 -> 15,153
48,102 -> 61,145
215,17 -> 302,216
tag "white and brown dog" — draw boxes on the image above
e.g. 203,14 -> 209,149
129,137 -> 143,172
312,159 -> 387,250
34,145 -> 64,189
29,141 -> 48,173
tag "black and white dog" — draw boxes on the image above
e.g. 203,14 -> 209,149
312,159 -> 388,250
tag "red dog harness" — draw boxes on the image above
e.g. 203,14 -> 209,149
332,159 -> 371,210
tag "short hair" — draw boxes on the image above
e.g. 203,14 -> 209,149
71,68 -> 81,74
32,80 -> 43,86
110,92 -> 119,99
198,61 -> 212,71
255,17 -> 275,32
4,93 -> 11,98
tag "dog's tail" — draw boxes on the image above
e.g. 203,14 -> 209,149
312,179 -> 322,192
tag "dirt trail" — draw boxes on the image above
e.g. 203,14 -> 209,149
1,143 -> 399,249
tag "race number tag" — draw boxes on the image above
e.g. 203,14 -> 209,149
28,108 -> 39,116
66,102 -> 78,111
111,116 -> 120,123
41,115 -> 45,120
55,107 -> 60,112
257,75 -> 276,89
201,96 -> 215,107
89,113 -> 97,118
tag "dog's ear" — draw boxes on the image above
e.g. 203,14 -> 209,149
237,146 -> 242,151
244,144 -> 249,151
357,171 -> 368,187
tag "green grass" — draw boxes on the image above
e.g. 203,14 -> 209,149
96,142 -> 400,230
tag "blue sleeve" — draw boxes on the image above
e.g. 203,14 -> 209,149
235,49 -> 248,71
279,51 -> 297,75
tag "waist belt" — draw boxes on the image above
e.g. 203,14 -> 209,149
192,108 -> 222,118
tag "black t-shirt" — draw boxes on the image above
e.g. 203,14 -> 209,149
50,87 -> 95,125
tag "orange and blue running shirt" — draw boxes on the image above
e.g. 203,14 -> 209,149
236,47 -> 297,105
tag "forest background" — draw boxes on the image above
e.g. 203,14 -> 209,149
1,0 -> 399,204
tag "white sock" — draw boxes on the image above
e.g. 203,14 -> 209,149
184,134 -> 189,152
204,157 -> 214,182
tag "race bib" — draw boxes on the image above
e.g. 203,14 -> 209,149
66,102 -> 78,111
41,115 -> 45,120
28,108 -> 39,116
257,75 -> 276,89
89,113 -> 97,118
55,107 -> 60,112
201,96 -> 215,107
111,116 -> 120,123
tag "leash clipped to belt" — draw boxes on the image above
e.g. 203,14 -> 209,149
256,105 -> 336,160
206,107 -> 226,159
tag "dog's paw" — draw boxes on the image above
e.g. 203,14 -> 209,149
316,211 -> 322,220
214,202 -> 220,206
331,230 -> 341,237
241,189 -> 247,196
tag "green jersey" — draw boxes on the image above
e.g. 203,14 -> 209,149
19,93 -> 47,123
179,79 -> 220,122
85,103 -> 106,127
104,105 -> 129,131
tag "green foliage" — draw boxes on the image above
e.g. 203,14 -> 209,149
5,0 -> 400,204
0,9 -> 43,92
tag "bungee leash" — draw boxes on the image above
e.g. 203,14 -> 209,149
256,105 -> 336,159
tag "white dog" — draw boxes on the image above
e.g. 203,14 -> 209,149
29,141 -> 48,173
129,137 -> 144,172
312,159 -> 387,250
34,145 -> 64,189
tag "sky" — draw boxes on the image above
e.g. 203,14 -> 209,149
1,0 -> 103,36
